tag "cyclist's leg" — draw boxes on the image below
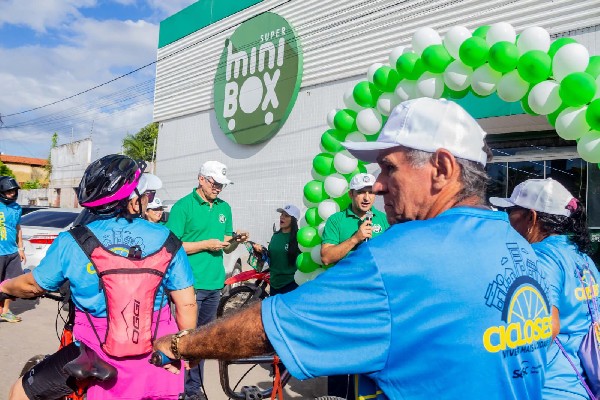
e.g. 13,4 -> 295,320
184,289 -> 220,397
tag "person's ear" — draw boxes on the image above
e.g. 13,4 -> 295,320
430,149 -> 459,190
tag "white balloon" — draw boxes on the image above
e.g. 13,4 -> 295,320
294,270 -> 311,285
395,79 -> 417,101
367,62 -> 384,82
517,27 -> 550,54
356,108 -> 383,135
443,26 -> 471,60
333,150 -> 358,174
388,45 -> 407,66
376,92 -> 399,116
553,43 -> 590,82
297,215 -> 309,229
412,27 -> 442,55
497,70 -> 529,102
528,81 -> 561,115
311,168 -> 326,181
555,106 -> 590,140
471,64 -> 502,96
416,72 -> 444,98
310,244 -> 323,265
344,132 -> 367,142
303,196 -> 318,209
595,75 -> 600,100
326,109 -> 340,129
343,88 -> 363,112
308,268 -> 326,280
443,60 -> 473,91
324,173 -> 349,198
577,130 -> 600,163
318,199 -> 340,220
486,22 -> 516,46
317,221 -> 326,236
298,244 -> 313,253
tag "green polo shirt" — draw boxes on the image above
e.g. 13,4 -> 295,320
268,231 -> 296,290
166,189 -> 233,290
321,206 -> 389,259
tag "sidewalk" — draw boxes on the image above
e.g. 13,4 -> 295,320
0,297 -> 326,399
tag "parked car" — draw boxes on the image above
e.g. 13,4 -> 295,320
21,208 -> 82,271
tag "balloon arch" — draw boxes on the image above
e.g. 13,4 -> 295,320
293,22 -> 600,285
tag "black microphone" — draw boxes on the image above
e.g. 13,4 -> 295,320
364,211 -> 373,242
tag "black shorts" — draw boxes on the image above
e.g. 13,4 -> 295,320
22,342 -> 80,400
0,252 -> 22,281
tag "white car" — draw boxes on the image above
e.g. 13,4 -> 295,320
21,208 -> 83,272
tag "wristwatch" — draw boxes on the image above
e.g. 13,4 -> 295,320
171,329 -> 193,360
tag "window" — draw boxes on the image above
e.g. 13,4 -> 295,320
20,211 -> 80,228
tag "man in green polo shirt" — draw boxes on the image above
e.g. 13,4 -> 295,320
166,160 -> 248,400
320,172 -> 389,399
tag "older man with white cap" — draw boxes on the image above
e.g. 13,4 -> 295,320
154,99 -> 548,400
166,160 -> 248,400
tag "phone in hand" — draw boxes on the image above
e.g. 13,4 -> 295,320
228,232 -> 242,243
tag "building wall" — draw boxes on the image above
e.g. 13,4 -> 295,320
49,139 -> 92,208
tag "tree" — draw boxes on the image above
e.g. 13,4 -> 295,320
45,132 -> 58,177
22,180 -> 42,189
122,122 -> 158,162
0,161 -> 15,178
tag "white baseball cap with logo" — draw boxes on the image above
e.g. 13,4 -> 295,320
276,204 -> 301,221
342,98 -> 488,166
147,197 -> 163,210
489,178 -> 576,217
349,173 -> 376,191
200,161 -> 233,185
129,173 -> 162,199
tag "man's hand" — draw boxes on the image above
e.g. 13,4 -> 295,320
18,248 -> 26,263
152,335 -> 197,374
232,231 -> 249,243
204,239 -> 229,252
354,219 -> 373,241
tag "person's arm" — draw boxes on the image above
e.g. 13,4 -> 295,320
551,305 -> 560,339
223,231 -> 249,254
17,224 -> 25,262
170,286 -> 197,330
0,273 -> 45,298
182,240 -> 229,255
321,219 -> 372,265
154,302 -> 271,365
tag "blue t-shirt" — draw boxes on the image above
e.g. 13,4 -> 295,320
262,207 -> 550,400
534,235 -> 599,399
33,217 -> 194,317
0,201 -> 21,255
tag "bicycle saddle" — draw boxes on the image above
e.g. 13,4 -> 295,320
63,342 -> 117,381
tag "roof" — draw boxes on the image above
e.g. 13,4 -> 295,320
0,155 -> 48,167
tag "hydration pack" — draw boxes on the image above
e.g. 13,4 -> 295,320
69,225 -> 182,358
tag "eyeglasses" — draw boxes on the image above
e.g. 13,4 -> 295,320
148,208 -> 163,212
144,190 -> 156,203
204,176 -> 226,190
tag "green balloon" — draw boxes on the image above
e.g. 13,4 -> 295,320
517,50 -> 551,84
373,66 -> 400,92
305,207 -> 323,227
472,25 -> 490,39
520,94 -> 537,116
297,226 -> 321,248
459,37 -> 489,68
333,194 -> 352,210
548,37 -> 577,58
421,44 -> 453,73
353,81 -> 381,108
547,103 -> 568,127
488,41 -> 519,73
313,153 -> 335,176
303,180 -> 328,203
586,99 -> 600,130
443,86 -> 470,99
396,53 -> 425,80
559,72 -> 597,107
321,130 -> 345,153
333,109 -> 357,132
296,252 -> 319,273
586,56 -> 600,79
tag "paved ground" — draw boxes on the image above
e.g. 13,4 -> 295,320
0,297 -> 326,399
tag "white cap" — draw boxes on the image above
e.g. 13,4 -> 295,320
147,197 -> 163,210
276,204 -> 301,221
349,173 -> 376,191
489,178 -> 576,217
129,173 -> 162,199
200,161 -> 233,185
342,98 -> 488,166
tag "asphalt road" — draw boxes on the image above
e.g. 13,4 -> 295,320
0,297 -> 326,399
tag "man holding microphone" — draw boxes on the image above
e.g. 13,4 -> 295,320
319,172 -> 389,399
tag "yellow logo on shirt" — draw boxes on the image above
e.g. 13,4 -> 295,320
575,269 -> 599,301
0,212 -> 5,240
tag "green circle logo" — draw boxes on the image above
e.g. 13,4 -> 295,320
214,12 -> 303,145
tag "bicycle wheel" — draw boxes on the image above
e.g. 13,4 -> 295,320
217,285 -> 258,318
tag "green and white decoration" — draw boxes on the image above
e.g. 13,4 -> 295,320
294,22 -> 600,285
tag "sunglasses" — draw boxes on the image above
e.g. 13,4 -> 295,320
205,176 -> 226,190
144,190 -> 156,203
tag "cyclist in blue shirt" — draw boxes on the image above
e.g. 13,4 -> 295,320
491,178 -> 599,399
154,98 -> 549,399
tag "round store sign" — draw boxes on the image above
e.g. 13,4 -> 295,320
214,12 -> 303,145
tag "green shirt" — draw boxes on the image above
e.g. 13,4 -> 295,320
268,231 -> 296,289
321,206 -> 389,260
166,189 -> 233,290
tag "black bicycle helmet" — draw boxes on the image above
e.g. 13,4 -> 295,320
77,155 -> 143,215
0,176 -> 20,204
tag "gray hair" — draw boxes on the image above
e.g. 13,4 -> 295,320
404,148 -> 490,202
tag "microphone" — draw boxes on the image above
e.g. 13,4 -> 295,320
364,211 -> 373,242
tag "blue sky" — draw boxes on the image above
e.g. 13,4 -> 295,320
0,0 -> 196,160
